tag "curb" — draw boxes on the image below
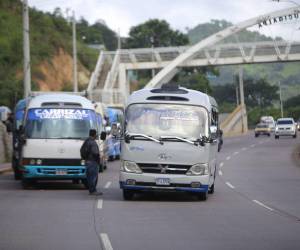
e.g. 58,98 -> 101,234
0,163 -> 12,175
0,168 -> 12,174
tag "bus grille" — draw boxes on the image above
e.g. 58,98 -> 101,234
137,163 -> 190,175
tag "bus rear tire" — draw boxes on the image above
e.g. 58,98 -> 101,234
123,190 -> 134,200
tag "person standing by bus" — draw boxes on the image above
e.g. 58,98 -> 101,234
81,129 -> 103,196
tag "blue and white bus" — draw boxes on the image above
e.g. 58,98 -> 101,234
20,93 -> 105,188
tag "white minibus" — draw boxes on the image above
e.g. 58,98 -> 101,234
120,85 -> 219,200
20,93 -> 105,188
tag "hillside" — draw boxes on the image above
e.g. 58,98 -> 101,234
0,0 -> 117,108
188,20 -> 300,100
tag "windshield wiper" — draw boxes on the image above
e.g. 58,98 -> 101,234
160,135 -> 198,146
126,132 -> 163,145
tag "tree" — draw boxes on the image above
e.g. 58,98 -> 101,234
285,94 -> 300,108
177,68 -> 215,94
124,19 -> 189,48
211,77 -> 279,113
244,78 -> 279,108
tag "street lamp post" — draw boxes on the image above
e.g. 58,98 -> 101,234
72,11 -> 78,92
150,36 -> 155,78
279,81 -> 284,117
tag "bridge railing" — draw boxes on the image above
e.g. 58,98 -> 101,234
98,41 -> 300,66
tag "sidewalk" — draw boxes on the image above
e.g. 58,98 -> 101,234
0,162 -> 12,174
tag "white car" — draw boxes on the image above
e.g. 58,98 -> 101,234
275,118 -> 297,139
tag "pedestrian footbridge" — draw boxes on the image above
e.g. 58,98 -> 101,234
87,39 -> 300,106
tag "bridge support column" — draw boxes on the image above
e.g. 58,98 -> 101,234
118,64 -> 129,105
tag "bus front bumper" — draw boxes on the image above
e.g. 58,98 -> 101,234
120,172 -> 209,193
22,165 -> 86,179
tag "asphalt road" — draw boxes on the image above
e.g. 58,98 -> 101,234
1,133 -> 300,250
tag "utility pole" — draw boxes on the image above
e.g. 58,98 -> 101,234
23,0 -> 31,98
72,11 -> 78,92
279,81 -> 284,118
236,85 -> 240,106
239,66 -> 248,133
150,36 -> 155,78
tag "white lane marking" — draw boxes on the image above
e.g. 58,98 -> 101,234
252,200 -> 274,211
242,147 -> 247,151
219,162 -> 224,168
104,181 -> 112,189
100,233 -> 113,250
97,199 -> 103,209
233,151 -> 239,155
218,170 -> 223,176
226,156 -> 231,161
250,144 -> 255,148
225,182 -> 235,189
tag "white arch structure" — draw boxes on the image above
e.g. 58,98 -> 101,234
145,6 -> 300,89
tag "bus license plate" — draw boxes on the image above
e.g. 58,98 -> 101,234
156,178 -> 170,186
56,170 -> 67,175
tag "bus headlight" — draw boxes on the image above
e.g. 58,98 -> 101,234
121,161 -> 142,174
187,163 -> 209,176
36,159 -> 42,165
80,160 -> 85,166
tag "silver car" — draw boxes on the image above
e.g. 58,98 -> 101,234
275,118 -> 297,139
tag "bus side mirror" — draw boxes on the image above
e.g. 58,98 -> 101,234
100,131 -> 107,141
5,121 -> 12,133
105,126 -> 111,134
210,125 -> 218,138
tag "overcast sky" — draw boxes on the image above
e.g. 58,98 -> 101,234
29,0 -> 300,40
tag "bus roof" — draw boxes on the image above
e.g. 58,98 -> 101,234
27,94 -> 94,110
127,86 -> 217,111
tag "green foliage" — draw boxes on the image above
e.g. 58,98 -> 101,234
285,94 -> 300,108
286,107 -> 300,120
244,78 -> 279,108
219,102 -> 236,113
248,107 -> 281,127
0,2 -> 116,108
177,69 -> 212,94
124,19 -> 189,48
77,20 -> 118,50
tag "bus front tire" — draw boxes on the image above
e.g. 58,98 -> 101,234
14,170 -> 22,180
123,190 -> 135,200
21,178 -> 35,189
72,179 -> 80,184
197,192 -> 208,201
81,179 -> 89,189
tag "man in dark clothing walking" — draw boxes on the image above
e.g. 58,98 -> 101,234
82,129 -> 103,196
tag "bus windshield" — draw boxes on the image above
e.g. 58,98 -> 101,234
25,108 -> 97,139
126,104 -> 208,140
